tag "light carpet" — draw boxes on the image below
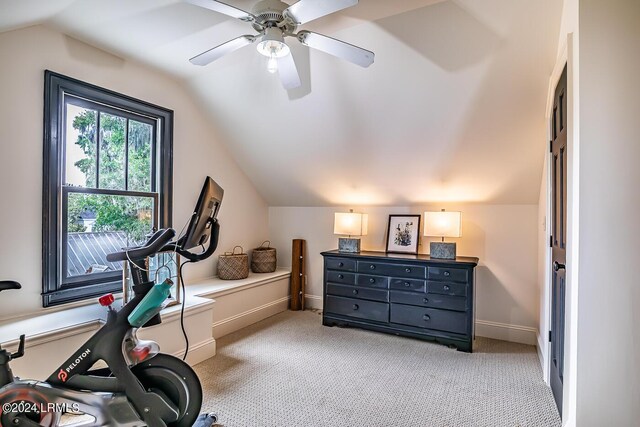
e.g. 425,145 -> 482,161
194,310 -> 561,427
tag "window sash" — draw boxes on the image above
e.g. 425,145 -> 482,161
60,187 -> 159,287
63,95 -> 158,192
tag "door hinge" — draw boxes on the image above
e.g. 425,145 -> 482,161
549,330 -> 552,342
550,140 -> 553,152
550,235 -> 553,247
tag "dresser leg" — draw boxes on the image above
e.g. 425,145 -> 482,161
456,341 -> 472,353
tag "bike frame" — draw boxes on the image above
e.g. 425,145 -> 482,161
1,262 -> 179,426
1,176 -> 223,427
50,281 -> 178,423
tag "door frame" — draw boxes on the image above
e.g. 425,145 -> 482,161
542,33 -> 580,426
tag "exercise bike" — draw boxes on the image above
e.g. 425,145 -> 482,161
0,177 -> 223,427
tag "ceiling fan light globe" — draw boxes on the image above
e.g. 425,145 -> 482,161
257,40 -> 290,58
256,27 -> 289,58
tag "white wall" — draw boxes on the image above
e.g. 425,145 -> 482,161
0,25 -> 269,322
269,204 -> 539,344
575,0 -> 640,424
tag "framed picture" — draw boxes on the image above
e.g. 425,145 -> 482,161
386,215 -> 421,254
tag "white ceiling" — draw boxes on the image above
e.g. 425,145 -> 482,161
0,0 -> 562,206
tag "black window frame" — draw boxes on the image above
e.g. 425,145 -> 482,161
43,71 -> 173,307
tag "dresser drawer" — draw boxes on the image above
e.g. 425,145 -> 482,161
356,274 -> 389,289
427,266 -> 468,283
326,271 -> 356,285
427,281 -> 467,297
390,304 -> 467,334
390,291 -> 467,312
325,295 -> 389,323
358,262 -> 425,279
389,278 -> 426,292
326,257 -> 356,272
327,284 -> 389,303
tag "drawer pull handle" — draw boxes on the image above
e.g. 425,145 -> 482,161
338,274 -> 344,279
443,285 -> 450,291
353,304 -> 359,311
352,289 -> 358,295
404,282 -> 411,287
405,268 -> 411,273
369,278 -> 375,283
423,314 -> 431,321
369,265 -> 376,270
444,271 -> 450,277
423,298 -> 429,304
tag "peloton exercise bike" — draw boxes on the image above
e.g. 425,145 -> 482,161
0,176 -> 223,427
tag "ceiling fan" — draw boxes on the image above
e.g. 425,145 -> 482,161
185,0 -> 375,89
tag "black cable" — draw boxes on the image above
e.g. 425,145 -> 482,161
178,260 -> 193,361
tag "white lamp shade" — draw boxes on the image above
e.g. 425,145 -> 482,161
424,211 -> 462,238
334,212 -> 368,236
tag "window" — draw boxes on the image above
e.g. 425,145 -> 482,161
43,71 -> 173,307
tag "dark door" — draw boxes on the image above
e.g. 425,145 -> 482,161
550,65 -> 567,417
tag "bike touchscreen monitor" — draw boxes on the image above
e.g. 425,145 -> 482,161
180,176 -> 224,250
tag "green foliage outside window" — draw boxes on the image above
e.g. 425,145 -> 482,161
66,107 -> 154,244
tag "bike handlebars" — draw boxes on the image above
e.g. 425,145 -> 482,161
0,281 -> 21,292
106,228 -> 176,262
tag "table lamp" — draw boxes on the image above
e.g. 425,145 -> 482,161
424,210 -> 461,259
334,210 -> 368,253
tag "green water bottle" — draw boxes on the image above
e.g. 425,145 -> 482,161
128,279 -> 173,328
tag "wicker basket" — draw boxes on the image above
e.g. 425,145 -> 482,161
251,241 -> 277,273
217,246 -> 249,280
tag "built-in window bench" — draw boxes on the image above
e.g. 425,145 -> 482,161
188,268 -> 291,339
0,268 -> 291,380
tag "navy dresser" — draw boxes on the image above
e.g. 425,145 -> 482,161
321,250 -> 479,352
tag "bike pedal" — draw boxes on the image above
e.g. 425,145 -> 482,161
193,412 -> 219,427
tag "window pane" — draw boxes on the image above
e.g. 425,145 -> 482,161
65,104 -> 97,188
98,112 -> 126,190
66,192 -> 155,279
128,120 -> 153,192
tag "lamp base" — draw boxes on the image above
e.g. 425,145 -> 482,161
430,242 -> 456,259
338,237 -> 361,253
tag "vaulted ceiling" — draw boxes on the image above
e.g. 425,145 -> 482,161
0,0 -> 562,206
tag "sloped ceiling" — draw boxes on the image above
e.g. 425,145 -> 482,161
0,0 -> 562,206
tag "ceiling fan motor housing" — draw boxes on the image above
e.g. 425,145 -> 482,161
251,0 -> 297,34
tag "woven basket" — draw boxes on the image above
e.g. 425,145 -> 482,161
217,246 -> 249,280
251,241 -> 277,273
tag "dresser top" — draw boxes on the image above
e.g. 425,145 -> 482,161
321,250 -> 479,266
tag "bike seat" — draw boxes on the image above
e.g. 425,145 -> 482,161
0,281 -> 21,292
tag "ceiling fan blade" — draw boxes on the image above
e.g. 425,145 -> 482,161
297,31 -> 374,68
277,53 -> 302,90
190,35 -> 257,66
284,0 -> 358,25
184,0 -> 255,22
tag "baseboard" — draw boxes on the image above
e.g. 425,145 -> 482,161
475,319 -> 538,345
304,294 -> 323,310
537,332 -> 551,384
172,337 -> 216,366
212,296 -> 290,338
536,333 -> 545,368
